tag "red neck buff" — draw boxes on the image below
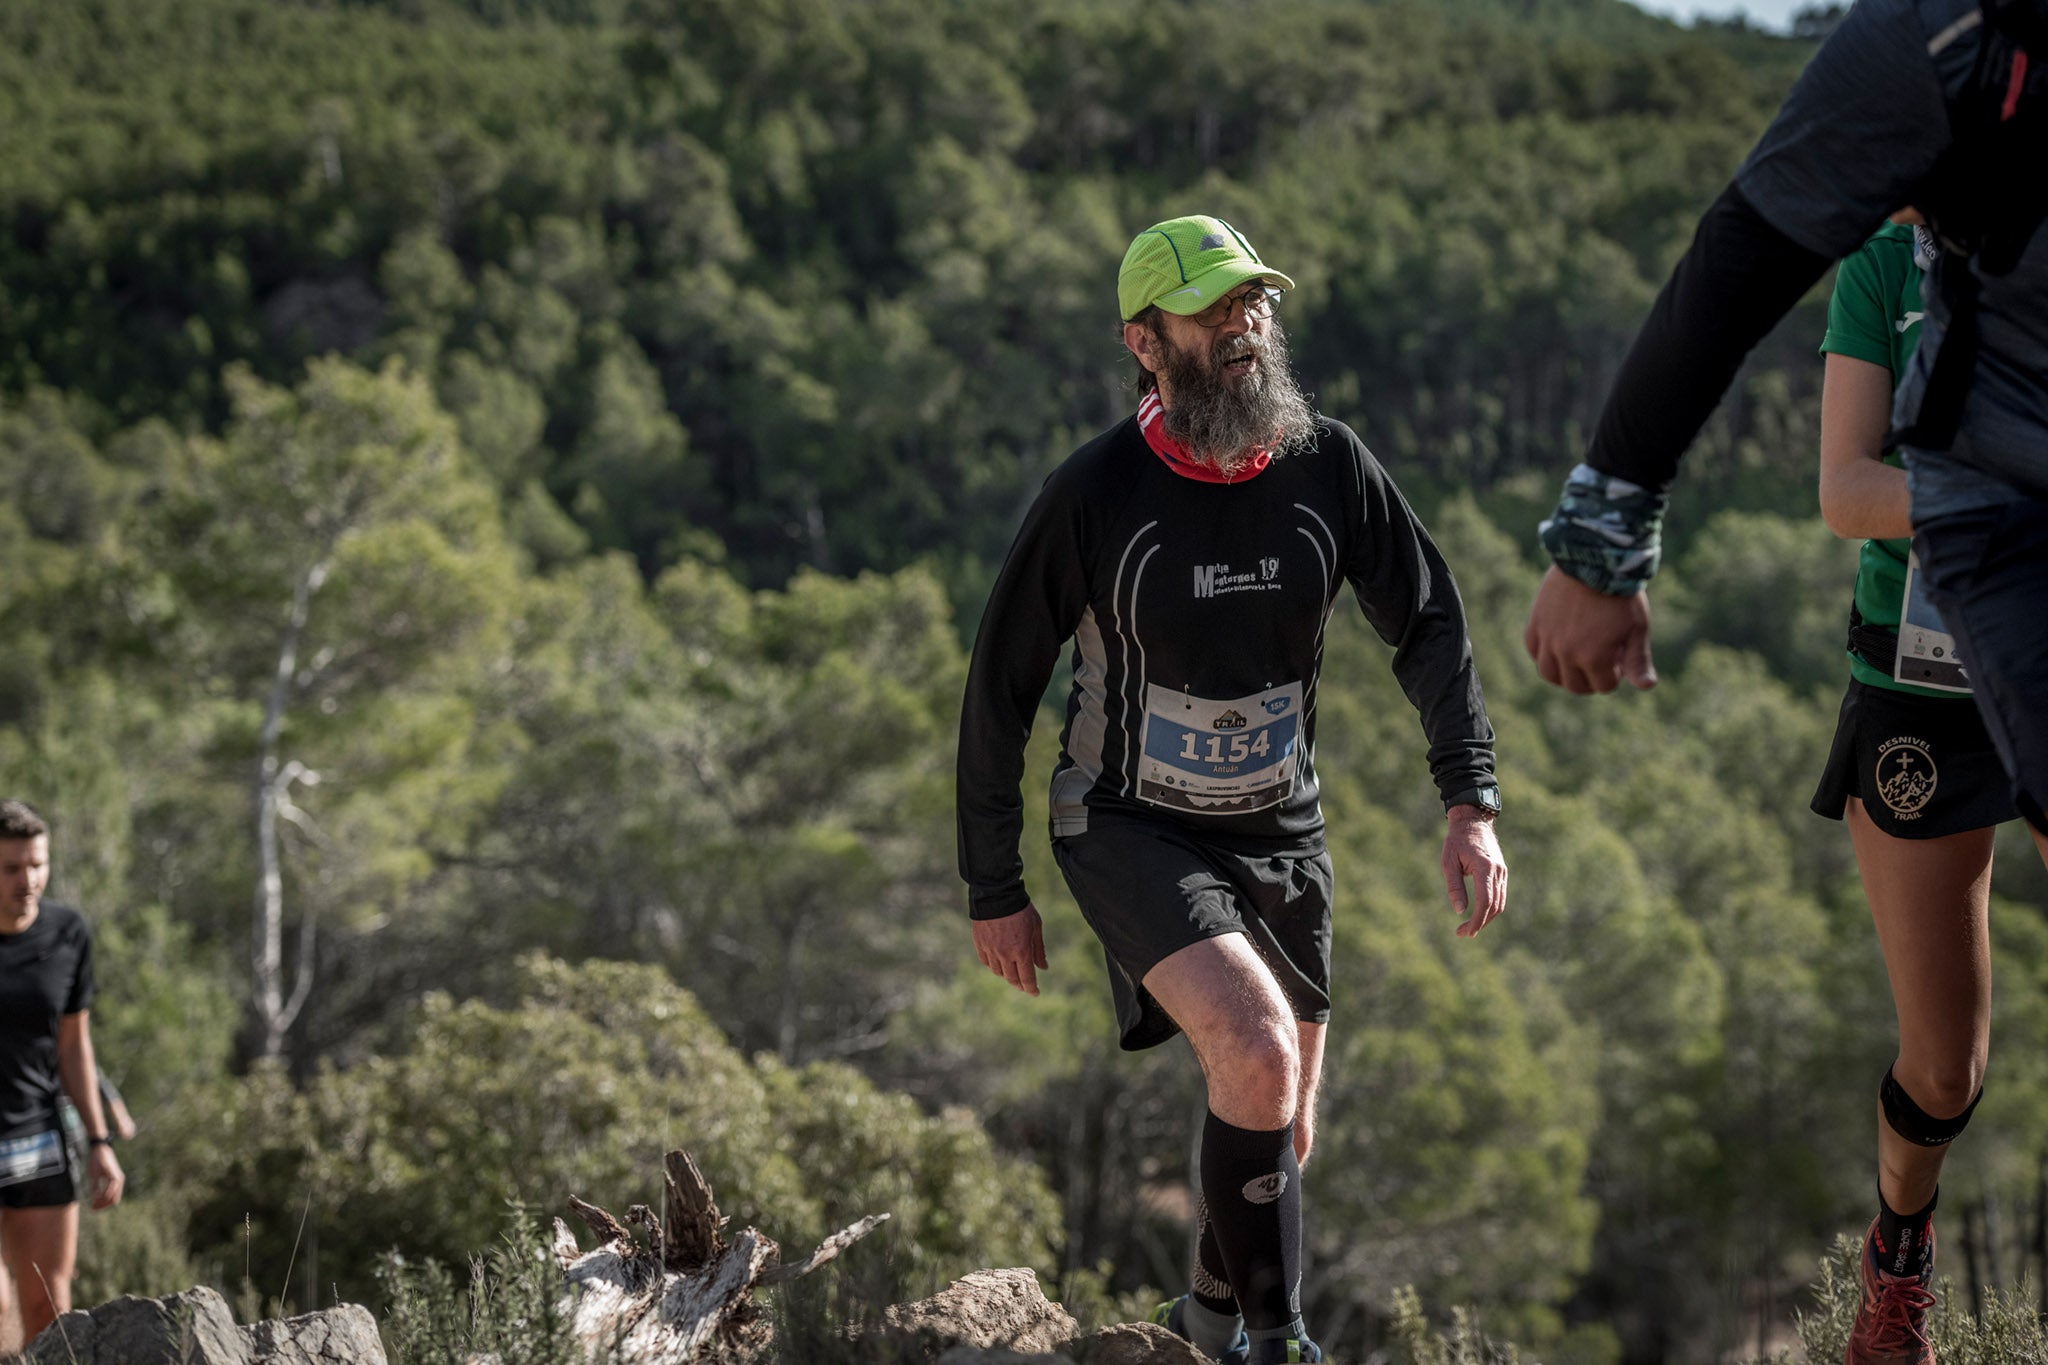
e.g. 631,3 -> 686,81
1137,391 -> 1272,483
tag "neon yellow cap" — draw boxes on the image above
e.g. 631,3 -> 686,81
1117,215 -> 1295,322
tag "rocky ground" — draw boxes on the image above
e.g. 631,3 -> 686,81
16,1268 -> 1202,1365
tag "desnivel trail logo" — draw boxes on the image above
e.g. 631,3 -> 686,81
1875,736 -> 1937,818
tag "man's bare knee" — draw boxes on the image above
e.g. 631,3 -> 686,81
1201,1018 -> 1298,1127
1147,934 -> 1300,1126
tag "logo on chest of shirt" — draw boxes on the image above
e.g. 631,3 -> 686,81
1193,559 -> 1282,598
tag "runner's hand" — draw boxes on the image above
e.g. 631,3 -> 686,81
1442,807 -> 1507,938
1524,565 -> 1657,694
972,906 -> 1048,997
87,1142 -> 123,1210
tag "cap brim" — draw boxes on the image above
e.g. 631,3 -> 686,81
1148,262 -> 1296,317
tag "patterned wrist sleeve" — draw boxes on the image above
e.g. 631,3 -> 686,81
1537,463 -> 1670,596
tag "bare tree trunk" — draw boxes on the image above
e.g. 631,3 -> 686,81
1061,1088 -> 1089,1285
549,1149 -> 886,1364
2035,1151 -> 2047,1316
792,476 -> 830,572
1962,1202 -> 1985,1320
253,559 -> 328,1058
776,911 -> 810,1064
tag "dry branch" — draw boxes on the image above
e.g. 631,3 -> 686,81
553,1147 -> 889,1363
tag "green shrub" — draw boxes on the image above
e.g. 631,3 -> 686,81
1777,1235 -> 2048,1365
160,956 -> 1060,1314
376,1211 -> 587,1365
1388,1284 -> 1525,1364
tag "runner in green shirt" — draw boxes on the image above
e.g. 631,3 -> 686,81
1810,218 -> 2019,1364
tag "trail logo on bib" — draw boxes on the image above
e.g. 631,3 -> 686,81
1242,1172 -> 1288,1205
1875,736 -> 1937,818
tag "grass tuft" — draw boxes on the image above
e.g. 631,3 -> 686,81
1778,1234 -> 2048,1365
376,1209 -> 585,1365
1388,1284 -> 1524,1365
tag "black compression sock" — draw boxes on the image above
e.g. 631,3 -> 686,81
1192,1195 -> 1238,1314
1874,1188 -> 1937,1277
1199,1110 -> 1303,1335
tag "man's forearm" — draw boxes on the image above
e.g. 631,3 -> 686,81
57,1033 -> 109,1138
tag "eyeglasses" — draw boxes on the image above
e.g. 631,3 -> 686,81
1190,285 -> 1281,329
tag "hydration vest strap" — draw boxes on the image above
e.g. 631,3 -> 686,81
1846,602 -> 1903,674
1888,0 -> 2045,452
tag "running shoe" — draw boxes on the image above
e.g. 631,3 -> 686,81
1844,1217 -> 1937,1365
1248,1335 -> 1322,1364
1150,1295 -> 1250,1364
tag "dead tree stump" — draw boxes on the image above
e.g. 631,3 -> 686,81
553,1148 -> 887,1363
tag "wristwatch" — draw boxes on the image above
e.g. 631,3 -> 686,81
1445,786 -> 1502,820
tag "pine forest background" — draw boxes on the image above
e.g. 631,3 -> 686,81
4,1 -> 2045,1361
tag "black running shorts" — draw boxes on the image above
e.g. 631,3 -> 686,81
1051,816 -> 1333,1052
0,1129 -> 76,1210
1811,680 -> 2017,839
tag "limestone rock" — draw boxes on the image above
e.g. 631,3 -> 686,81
242,1303 -> 387,1364
1070,1321 -> 1208,1364
881,1268 -> 1080,1360
25,1286 -> 251,1365
23,1287 -> 387,1365
921,1315 -> 1204,1365
934,1349 -> 1078,1365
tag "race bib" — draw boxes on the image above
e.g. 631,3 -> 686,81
1137,683 -> 1302,816
1895,552 -> 1971,694
0,1130 -> 64,1189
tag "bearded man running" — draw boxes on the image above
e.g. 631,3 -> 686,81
956,215 -> 1509,1364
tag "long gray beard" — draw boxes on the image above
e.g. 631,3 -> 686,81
1157,321 -> 1317,471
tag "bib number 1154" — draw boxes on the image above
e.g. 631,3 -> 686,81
1179,729 -> 1274,764
1138,681 -> 1301,815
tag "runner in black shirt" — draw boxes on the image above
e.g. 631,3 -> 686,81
1519,8 -> 2047,1356
958,216 -> 1507,1365
0,801 -> 123,1347
1522,0 -> 2048,856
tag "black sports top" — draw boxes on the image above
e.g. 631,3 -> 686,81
957,414 -> 1497,920
0,904 -> 95,1140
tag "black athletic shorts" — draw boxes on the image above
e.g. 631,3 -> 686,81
0,1128 -> 76,1209
1051,816 -> 1333,1052
1811,679 -> 2017,839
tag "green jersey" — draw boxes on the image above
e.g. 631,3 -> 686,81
1818,222 -> 1945,698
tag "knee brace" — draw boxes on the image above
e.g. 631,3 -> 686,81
1881,1066 -> 1980,1147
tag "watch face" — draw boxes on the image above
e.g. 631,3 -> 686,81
1454,788 -> 1501,815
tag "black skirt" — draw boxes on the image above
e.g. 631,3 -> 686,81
1812,679 -> 2018,838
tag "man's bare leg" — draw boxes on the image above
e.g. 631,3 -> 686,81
1146,934 -> 1299,1127
1147,935 -> 1309,1355
1294,1022 -> 1325,1168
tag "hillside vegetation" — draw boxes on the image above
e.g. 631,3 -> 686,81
5,2 -> 2044,1362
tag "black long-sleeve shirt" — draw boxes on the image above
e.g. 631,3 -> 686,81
956,414 -> 1496,920
1585,0 -> 2048,498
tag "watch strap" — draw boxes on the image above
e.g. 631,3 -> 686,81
1445,786 -> 1502,817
